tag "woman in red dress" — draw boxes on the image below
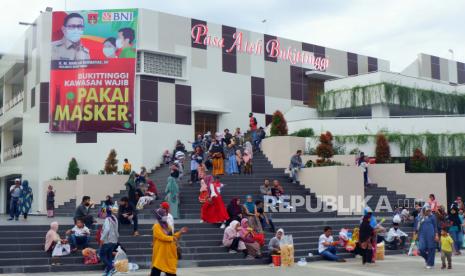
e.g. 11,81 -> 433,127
200,175 -> 229,228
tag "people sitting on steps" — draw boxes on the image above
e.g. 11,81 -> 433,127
239,218 -> 263,259
318,226 -> 346,262
255,200 -> 275,233
223,220 -> 247,255
289,150 -> 303,184
226,197 -> 243,227
45,221 -> 70,265
118,196 -> 140,237
74,195 -> 96,229
268,228 -> 284,259
66,218 -> 91,252
384,222 -> 408,250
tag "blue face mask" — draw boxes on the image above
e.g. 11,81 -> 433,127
103,47 -> 116,57
65,29 -> 83,43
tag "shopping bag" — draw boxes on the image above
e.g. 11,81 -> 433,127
52,243 -> 71,257
253,232 -> 265,247
279,235 -> 294,267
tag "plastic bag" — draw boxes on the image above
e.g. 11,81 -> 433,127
114,246 -> 129,273
279,235 -> 294,267
52,243 -> 71,257
407,241 -> 419,256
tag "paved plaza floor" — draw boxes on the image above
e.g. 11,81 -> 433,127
5,254 -> 465,276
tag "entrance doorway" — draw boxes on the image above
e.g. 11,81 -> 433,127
306,78 -> 325,108
195,112 -> 218,136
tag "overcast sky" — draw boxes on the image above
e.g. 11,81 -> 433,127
1,0 -> 464,71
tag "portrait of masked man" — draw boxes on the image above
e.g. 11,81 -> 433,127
51,12 -> 90,61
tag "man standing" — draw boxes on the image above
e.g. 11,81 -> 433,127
118,197 -> 139,236
116,27 -> 136,58
289,150 -> 303,184
74,196 -> 95,229
318,226 -> 346,262
8,179 -> 22,221
51,13 -> 90,61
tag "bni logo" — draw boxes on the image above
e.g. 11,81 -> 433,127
102,12 -> 134,22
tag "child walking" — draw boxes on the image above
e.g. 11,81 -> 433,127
440,228 -> 453,269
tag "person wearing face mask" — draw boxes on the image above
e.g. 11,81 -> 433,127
102,37 -> 118,58
52,13 -> 90,61
116,27 -> 136,58
151,208 -> 188,276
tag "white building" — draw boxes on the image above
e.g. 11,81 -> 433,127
0,8 -> 463,214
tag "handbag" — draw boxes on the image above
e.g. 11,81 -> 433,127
52,243 -> 71,257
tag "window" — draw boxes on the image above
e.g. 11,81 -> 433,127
139,51 -> 183,78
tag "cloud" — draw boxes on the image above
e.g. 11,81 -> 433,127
0,0 -> 463,72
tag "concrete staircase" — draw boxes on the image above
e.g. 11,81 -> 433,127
0,219 -> 414,274
0,150 -> 415,273
365,184 -> 416,214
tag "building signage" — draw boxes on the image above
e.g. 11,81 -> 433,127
49,9 -> 138,132
191,24 -> 330,71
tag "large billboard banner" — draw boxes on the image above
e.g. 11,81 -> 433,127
49,9 -> 138,132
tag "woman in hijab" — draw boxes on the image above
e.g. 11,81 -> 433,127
242,195 -> 263,233
223,220 -> 247,254
268,229 -> 284,255
239,218 -> 262,259
46,185 -> 55,218
209,139 -> 224,176
200,175 -> 229,228
151,208 -> 188,276
226,198 -> 243,226
235,149 -> 243,174
44,221 -> 68,265
447,204 -> 462,255
165,176 -> 179,219
416,205 -> 438,269
359,214 -> 374,265
226,141 -> 239,175
20,180 -> 33,220
100,205 -> 119,276
243,142 -> 253,174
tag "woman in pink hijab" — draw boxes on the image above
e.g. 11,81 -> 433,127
239,218 -> 262,259
44,222 -> 68,265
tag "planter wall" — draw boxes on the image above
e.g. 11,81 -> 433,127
261,136 -> 306,168
42,174 -> 128,213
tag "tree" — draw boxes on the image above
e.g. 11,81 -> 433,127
270,110 -> 288,136
104,149 -> 118,174
316,131 -> 334,163
67,157 -> 80,180
410,148 -> 429,172
375,133 -> 391,163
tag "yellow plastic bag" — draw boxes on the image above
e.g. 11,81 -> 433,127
376,242 -> 385,261
279,235 -> 294,267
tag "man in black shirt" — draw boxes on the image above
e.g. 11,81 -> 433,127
118,197 -> 139,236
